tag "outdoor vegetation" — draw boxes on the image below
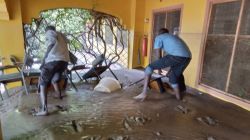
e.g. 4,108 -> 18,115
23,8 -> 128,68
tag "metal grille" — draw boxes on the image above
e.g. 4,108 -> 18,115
23,8 -> 129,69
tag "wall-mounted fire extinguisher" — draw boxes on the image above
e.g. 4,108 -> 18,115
142,35 -> 148,57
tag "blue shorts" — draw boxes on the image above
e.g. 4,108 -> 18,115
145,55 -> 190,86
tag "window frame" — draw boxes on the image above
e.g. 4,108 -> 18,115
197,0 -> 250,105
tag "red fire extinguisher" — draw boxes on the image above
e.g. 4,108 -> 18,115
142,35 -> 148,57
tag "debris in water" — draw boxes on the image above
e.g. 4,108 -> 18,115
207,136 -> 216,140
72,120 -> 83,132
154,131 -> 162,136
108,135 -> 129,140
135,116 -> 146,125
123,119 -> 132,131
81,135 -> 102,140
196,117 -> 206,125
62,129 -> 68,133
15,109 -> 20,113
124,113 -> 151,128
182,99 -> 187,103
205,116 -> 217,125
156,113 -> 160,117
175,105 -> 189,114
196,116 -> 218,126
198,92 -> 203,95
55,105 -> 68,112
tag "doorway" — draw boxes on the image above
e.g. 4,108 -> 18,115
151,7 -> 182,63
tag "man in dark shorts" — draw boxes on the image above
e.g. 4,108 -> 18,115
34,26 -> 70,116
134,28 -> 191,101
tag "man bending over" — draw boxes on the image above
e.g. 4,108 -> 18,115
134,28 -> 191,101
34,26 -> 70,116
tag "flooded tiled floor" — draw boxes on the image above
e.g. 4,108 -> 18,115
1,69 -> 250,140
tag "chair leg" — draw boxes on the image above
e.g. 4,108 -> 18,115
3,84 -> 9,97
75,70 -> 83,81
21,73 -> 29,95
0,91 -> 3,100
0,83 -> 3,100
69,71 -> 72,81
65,73 -> 78,91
108,68 -> 119,81
93,70 -> 102,80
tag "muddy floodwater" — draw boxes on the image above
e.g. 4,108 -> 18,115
1,69 -> 250,140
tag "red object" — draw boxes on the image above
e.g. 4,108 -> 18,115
142,36 -> 148,57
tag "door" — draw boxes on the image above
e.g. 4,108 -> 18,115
151,9 -> 181,63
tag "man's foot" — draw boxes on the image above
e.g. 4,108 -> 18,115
53,92 -> 67,100
133,93 -> 147,102
175,92 -> 181,100
32,106 -> 48,116
53,94 -> 63,99
166,88 -> 181,100
165,88 -> 175,95
33,110 -> 48,116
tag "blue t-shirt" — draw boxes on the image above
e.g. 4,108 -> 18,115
154,33 -> 191,58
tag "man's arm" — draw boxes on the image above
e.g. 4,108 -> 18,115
153,36 -> 163,74
40,31 -> 57,69
157,48 -> 163,59
156,48 -> 163,74
40,44 -> 54,69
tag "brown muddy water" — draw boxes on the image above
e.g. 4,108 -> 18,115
1,70 -> 250,140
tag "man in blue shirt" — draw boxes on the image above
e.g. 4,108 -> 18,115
134,28 -> 191,101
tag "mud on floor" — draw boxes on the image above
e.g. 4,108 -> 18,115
1,69 -> 250,140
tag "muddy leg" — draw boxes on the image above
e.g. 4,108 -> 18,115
52,82 -> 62,99
133,74 -> 151,101
34,85 -> 48,116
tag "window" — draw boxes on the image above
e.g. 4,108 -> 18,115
201,0 -> 250,100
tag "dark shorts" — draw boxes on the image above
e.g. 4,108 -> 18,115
40,61 -> 68,86
145,55 -> 191,90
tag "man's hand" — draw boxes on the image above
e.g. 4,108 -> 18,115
158,69 -> 162,75
156,48 -> 162,60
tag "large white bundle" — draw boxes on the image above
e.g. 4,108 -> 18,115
94,77 -> 121,93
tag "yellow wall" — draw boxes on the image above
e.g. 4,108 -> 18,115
142,0 -> 207,88
0,0 -> 24,87
142,0 -> 250,111
0,0 -> 24,65
130,0 -> 146,68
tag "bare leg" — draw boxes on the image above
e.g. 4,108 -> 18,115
34,85 -> 48,116
173,86 -> 181,100
133,74 -> 151,101
165,84 -> 181,100
52,82 -> 62,99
